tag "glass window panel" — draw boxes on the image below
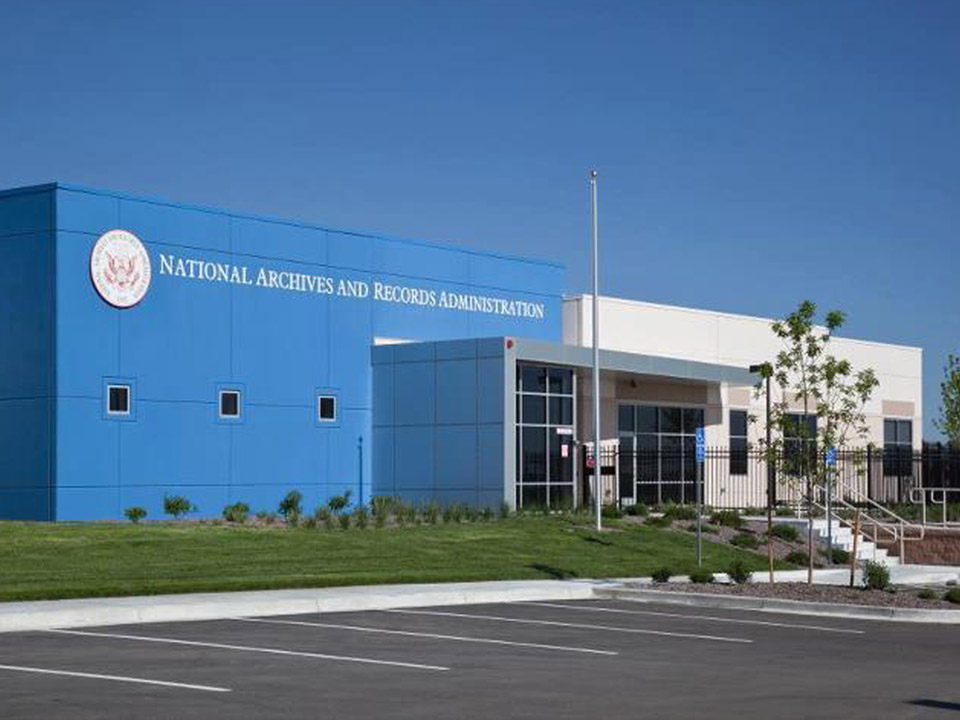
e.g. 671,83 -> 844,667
683,436 -> 697,483
108,385 -> 130,414
549,432 -> 573,483
220,390 -> 240,418
660,484 -> 682,503
550,484 -> 574,510
549,396 -> 573,426
521,365 -> 547,393
548,368 -> 573,395
521,484 -> 547,509
636,435 -> 659,482
521,395 -> 546,425
898,420 -> 912,445
660,407 -> 681,434
805,415 -> 818,438
729,410 -> 748,438
730,437 -> 748,475
661,435 -> 682,482
618,405 -> 635,433
318,396 -> 336,421
884,419 -> 897,444
521,427 -> 547,483
682,408 -> 704,435
637,405 -> 659,433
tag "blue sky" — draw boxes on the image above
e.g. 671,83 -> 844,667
1,0 -> 957,439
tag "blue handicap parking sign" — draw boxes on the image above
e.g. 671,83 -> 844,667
695,427 -> 706,463
826,446 -> 837,467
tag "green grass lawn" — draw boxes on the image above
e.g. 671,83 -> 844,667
0,516 -> 779,602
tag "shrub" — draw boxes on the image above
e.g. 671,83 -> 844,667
825,547 -> 850,564
601,504 -> 623,519
314,507 -> 335,530
785,550 -> 809,566
943,588 -> 960,605
395,500 -> 412,527
352,506 -> 369,529
222,502 -> 249,524
445,503 -> 465,523
624,502 -> 648,517
651,567 -> 672,583
862,560 -> 891,591
479,507 -> 494,522
775,506 -> 796,517
688,522 -> 720,535
917,588 -> 938,601
645,516 -> 671,529
370,495 -> 392,521
278,491 -> 303,524
338,513 -> 351,530
163,494 -> 194,520
300,515 -> 317,529
463,505 -> 479,523
255,510 -> 270,522
124,506 -> 147,524
730,532 -> 758,549
726,559 -> 752,585
663,503 -> 697,521
499,501 -> 512,520
743,506 -> 766,517
327,489 -> 353,516
709,509 -> 742,529
769,523 -> 800,542
689,569 -> 715,584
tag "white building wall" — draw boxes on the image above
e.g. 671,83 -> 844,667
564,296 -> 923,449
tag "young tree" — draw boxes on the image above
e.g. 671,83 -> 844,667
756,301 -> 878,584
934,353 -> 960,448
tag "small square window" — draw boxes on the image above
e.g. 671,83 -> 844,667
219,390 -> 241,418
318,395 -> 337,422
107,385 -> 130,415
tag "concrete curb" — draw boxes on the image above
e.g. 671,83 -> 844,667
0,580 -> 599,633
595,587 -> 960,624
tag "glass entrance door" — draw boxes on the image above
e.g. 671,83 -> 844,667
516,364 -> 576,510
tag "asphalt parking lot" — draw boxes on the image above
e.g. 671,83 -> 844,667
0,599 -> 957,719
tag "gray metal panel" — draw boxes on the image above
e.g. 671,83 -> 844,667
513,338 -> 756,386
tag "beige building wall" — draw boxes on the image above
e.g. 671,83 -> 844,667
564,296 -> 923,450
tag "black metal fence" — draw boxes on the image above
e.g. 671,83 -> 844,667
595,445 -> 960,510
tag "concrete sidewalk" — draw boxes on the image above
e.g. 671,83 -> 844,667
0,580 -> 601,633
619,564 -> 960,587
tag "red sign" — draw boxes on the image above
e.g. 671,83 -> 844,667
586,456 -> 596,469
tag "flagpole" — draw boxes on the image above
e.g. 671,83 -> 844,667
590,170 -> 601,532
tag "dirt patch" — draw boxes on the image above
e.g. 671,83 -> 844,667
642,581 -> 960,609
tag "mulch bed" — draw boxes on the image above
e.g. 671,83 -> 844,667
643,582 -> 960,609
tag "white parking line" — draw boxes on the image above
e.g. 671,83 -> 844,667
522,602 -> 866,635
46,629 -> 448,672
0,664 -> 230,692
387,609 -> 753,644
235,616 -> 618,656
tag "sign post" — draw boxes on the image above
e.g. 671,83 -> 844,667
825,446 -> 837,563
695,427 -> 706,567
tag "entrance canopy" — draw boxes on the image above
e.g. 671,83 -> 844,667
509,338 -> 757,386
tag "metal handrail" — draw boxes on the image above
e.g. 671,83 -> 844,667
908,487 -> 960,528
782,474 -> 924,563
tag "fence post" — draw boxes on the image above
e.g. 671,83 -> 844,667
900,519 -> 905,565
849,511 -> 861,588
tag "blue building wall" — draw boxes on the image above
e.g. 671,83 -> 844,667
0,183 -> 564,520
372,338 -> 507,509
0,187 -> 56,520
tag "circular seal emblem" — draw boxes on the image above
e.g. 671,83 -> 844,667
89,230 -> 152,308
